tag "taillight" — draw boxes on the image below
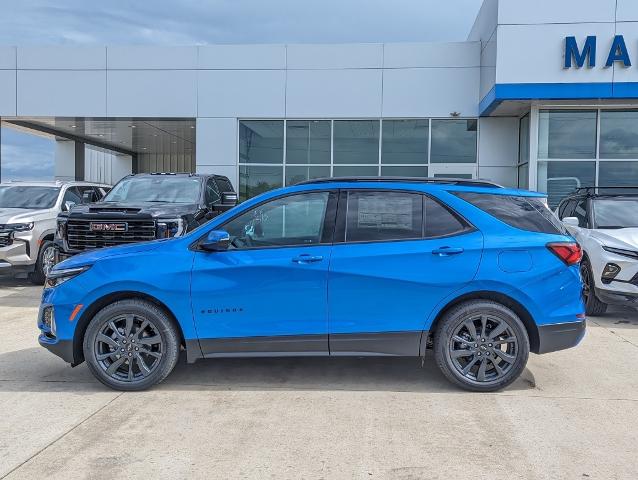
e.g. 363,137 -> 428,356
547,242 -> 583,266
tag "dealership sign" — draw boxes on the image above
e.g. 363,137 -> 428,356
564,35 -> 632,68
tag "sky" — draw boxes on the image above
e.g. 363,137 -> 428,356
0,0 -> 483,181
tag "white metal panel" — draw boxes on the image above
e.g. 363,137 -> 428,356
477,165 -> 517,188
497,0 -> 616,25
0,46 -> 16,69
617,0 -> 638,21
198,70 -> 285,117
477,117 -> 519,167
195,118 -> 237,168
496,23 -> 616,84
609,23 -> 638,83
18,70 -> 106,117
383,68 -> 479,118
468,0 -> 498,42
286,44 -> 383,69
0,70 -> 16,115
18,47 -> 106,70
480,32 -> 497,99
384,42 -> 480,68
286,69 -> 382,117
107,70 -> 197,117
198,44 -> 286,69
107,46 -> 198,69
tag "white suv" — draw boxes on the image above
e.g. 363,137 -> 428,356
556,187 -> 638,315
0,181 -> 110,284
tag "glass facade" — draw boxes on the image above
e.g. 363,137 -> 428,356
238,119 -> 478,200
536,109 -> 638,207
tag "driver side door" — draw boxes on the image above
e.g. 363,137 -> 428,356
190,190 -> 337,357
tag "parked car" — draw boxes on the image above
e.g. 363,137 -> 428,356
556,186 -> 638,315
0,181 -> 110,284
55,172 -> 237,263
38,177 -> 585,392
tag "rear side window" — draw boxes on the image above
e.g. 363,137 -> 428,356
455,192 -> 566,234
424,196 -> 470,238
345,191 -> 422,242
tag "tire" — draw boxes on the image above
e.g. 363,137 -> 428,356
29,240 -> 55,285
580,259 -> 607,316
83,299 -> 180,391
434,300 -> 530,392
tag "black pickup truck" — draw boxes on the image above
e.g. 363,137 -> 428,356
55,172 -> 237,261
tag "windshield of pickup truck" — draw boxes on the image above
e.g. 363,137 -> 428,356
103,176 -> 201,204
592,198 -> 638,229
0,185 -> 60,209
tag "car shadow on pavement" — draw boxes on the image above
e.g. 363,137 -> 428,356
0,347 -> 537,394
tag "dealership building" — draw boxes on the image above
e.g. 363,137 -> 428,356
2,0 -> 638,206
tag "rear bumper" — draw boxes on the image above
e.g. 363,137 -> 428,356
537,319 -> 586,354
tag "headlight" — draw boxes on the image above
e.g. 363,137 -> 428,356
6,222 -> 34,232
45,265 -> 91,288
157,218 -> 185,238
602,246 -> 638,260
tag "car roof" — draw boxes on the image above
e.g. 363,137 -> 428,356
0,180 -> 110,187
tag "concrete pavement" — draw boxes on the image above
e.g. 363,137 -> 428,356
1,278 -> 637,479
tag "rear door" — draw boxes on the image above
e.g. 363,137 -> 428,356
328,190 -> 483,355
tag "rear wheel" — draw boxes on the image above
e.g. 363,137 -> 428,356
29,240 -> 55,285
434,300 -> 530,392
580,259 -> 607,316
83,299 -> 180,391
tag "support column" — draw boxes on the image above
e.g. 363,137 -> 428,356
528,103 -> 540,191
195,118 -> 238,189
55,139 -> 86,181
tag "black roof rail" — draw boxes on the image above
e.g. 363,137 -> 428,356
571,186 -> 638,196
295,176 -> 503,188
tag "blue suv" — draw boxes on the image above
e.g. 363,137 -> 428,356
38,177 -> 585,392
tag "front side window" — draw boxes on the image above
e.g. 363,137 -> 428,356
223,192 -> 330,249
62,187 -> 82,207
592,198 -> 638,229
573,199 -> 589,227
345,191 -> 422,242
456,192 -> 566,235
0,186 -> 60,209
205,178 -> 221,206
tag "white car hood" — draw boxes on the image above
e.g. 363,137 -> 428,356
0,208 -> 44,224
590,228 -> 638,250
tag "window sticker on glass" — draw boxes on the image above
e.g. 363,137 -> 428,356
357,196 -> 413,230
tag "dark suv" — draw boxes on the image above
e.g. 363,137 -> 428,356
55,173 -> 237,261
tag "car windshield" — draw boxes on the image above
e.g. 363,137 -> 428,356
103,176 -> 201,204
0,185 -> 60,209
593,198 -> 638,229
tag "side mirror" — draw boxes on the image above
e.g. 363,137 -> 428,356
563,216 -> 580,227
201,230 -> 230,252
221,192 -> 238,207
63,201 -> 76,212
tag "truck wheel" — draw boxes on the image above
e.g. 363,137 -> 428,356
29,240 -> 55,285
434,300 -> 530,392
580,259 -> 607,316
83,299 -> 180,391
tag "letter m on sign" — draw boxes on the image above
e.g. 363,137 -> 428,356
564,36 -> 596,68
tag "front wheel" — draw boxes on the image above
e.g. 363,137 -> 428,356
434,300 -> 530,392
580,259 -> 607,316
29,240 -> 56,285
83,299 -> 180,391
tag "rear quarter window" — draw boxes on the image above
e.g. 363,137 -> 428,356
455,192 -> 566,234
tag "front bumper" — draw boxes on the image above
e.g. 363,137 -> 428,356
594,287 -> 638,307
0,234 -> 37,273
537,319 -> 586,354
38,334 -> 75,364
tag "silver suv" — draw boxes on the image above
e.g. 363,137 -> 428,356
0,181 -> 110,284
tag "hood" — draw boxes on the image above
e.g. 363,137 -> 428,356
53,238 -> 170,270
0,207 -> 51,223
591,228 -> 638,250
69,201 -> 200,218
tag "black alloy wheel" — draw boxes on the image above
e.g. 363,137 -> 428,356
580,259 -> 607,316
434,300 -> 529,392
84,299 -> 180,391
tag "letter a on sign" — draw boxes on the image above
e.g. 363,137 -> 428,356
606,35 -> 631,67
565,36 -> 596,68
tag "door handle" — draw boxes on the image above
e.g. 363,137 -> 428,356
432,246 -> 464,256
292,254 -> 324,264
